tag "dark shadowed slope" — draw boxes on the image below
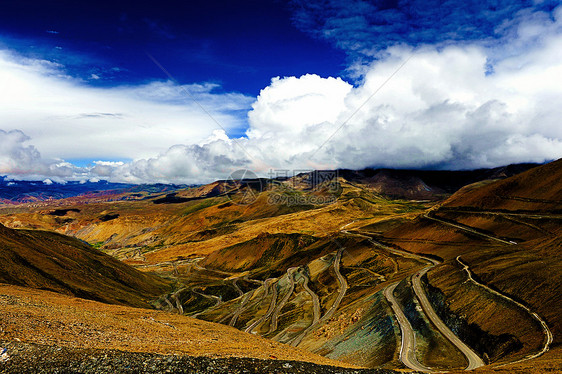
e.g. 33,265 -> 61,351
0,223 -> 170,308
336,163 -> 539,200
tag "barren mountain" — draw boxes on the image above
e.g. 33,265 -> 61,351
0,161 -> 560,373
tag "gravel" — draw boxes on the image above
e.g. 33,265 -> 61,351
0,341 -> 402,374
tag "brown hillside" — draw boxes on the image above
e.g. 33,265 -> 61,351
1,163 -> 559,371
373,159 -> 562,365
0,223 -> 170,308
443,158 -> 562,211
0,284 -> 358,368
201,233 -> 318,272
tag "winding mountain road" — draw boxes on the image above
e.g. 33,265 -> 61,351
229,290 -> 253,327
162,294 -> 175,311
457,256 -> 553,366
297,269 -> 321,325
423,214 -> 516,245
340,229 -> 400,274
171,292 -> 184,314
245,279 -> 278,334
190,286 -> 223,317
440,209 -> 562,220
344,227 -> 484,371
218,275 -> 265,324
412,266 -> 485,370
191,287 -> 222,307
268,267 -> 297,334
384,281 -> 431,372
290,248 -> 348,347
232,278 -> 244,297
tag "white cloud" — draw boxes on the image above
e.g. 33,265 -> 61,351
0,129 -> 81,181
0,49 -> 252,161
107,34 -> 562,183
1,7 -> 562,184
247,74 -> 352,136
0,129 -> 42,174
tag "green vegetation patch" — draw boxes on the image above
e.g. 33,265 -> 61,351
181,197 -> 227,216
91,241 -> 104,250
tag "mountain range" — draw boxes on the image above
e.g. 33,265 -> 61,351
0,160 -> 560,373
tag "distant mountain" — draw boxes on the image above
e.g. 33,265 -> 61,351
0,163 -> 540,204
0,177 -> 190,204
336,163 -> 540,200
0,159 -> 560,371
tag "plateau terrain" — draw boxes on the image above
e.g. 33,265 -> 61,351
0,161 -> 560,373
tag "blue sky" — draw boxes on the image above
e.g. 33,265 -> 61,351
2,0 -> 558,91
1,0 -> 562,183
290,0 -> 560,52
0,0 -> 345,94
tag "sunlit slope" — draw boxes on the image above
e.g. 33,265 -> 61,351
443,158 -> 562,211
0,179 -> 422,265
159,234 -> 424,369
0,223 -> 170,308
0,284 -> 359,369
1,164 -> 559,371
174,161 -> 561,370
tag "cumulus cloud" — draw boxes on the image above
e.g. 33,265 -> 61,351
248,75 -> 352,135
115,10 -> 562,183
0,129 -> 82,181
106,136 -> 251,184
0,129 -> 42,174
93,33 -> 562,183
1,4 -> 562,184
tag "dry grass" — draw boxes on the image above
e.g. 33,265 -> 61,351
0,284 -> 360,368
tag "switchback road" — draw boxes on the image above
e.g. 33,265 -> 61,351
345,227 -> 484,371
245,279 -> 278,334
384,281 -> 431,372
412,266 -> 485,370
290,248 -> 348,347
268,268 -> 297,334
457,256 -> 553,366
297,270 -> 320,325
423,214 -> 516,245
